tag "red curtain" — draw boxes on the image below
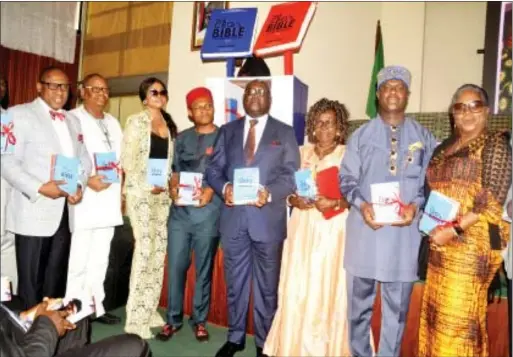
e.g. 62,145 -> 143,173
0,33 -> 81,109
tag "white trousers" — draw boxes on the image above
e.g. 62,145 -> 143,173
1,177 -> 17,294
1,231 -> 17,294
66,227 -> 115,310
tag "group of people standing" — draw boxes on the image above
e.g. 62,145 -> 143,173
0,63 -> 511,357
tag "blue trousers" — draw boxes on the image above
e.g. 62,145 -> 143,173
166,217 -> 219,327
222,214 -> 283,348
347,273 -> 414,357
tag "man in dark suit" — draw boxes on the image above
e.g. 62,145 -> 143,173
206,80 -> 300,357
0,300 -> 151,357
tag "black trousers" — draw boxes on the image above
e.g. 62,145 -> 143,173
15,205 -> 71,309
53,319 -> 151,357
57,321 -> 150,357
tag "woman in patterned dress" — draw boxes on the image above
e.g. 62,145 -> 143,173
264,98 -> 353,356
121,77 -> 177,339
418,84 -> 512,357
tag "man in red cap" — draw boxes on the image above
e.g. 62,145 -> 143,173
156,87 -> 220,343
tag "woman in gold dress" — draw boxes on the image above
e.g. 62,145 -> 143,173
264,98 -> 352,356
418,84 -> 512,357
121,77 -> 177,339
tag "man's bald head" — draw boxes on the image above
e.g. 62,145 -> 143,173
39,66 -> 67,83
80,73 -> 106,88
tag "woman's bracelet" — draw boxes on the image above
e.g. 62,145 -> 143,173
286,194 -> 296,207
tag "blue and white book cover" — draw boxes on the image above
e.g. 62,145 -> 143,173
201,8 -> 258,59
1,111 -> 15,155
52,154 -> 79,195
233,167 -> 260,205
295,168 -> 316,199
146,158 -> 168,187
419,191 -> 460,234
177,172 -> 203,206
94,152 -> 120,184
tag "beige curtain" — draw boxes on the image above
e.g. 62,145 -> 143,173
81,2 -> 173,79
0,2 -> 79,63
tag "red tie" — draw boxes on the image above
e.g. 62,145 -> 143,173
50,110 -> 65,121
244,119 -> 258,165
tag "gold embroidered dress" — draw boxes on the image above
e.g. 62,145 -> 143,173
418,131 -> 511,357
120,110 -> 174,339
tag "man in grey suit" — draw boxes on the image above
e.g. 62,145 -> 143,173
1,67 -> 91,309
206,80 -> 300,357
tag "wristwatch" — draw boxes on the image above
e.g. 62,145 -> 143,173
453,223 -> 464,236
286,194 -> 296,207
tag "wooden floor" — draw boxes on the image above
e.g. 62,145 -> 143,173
159,249 -> 510,357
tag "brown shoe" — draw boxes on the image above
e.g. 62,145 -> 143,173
155,324 -> 181,342
194,324 -> 209,342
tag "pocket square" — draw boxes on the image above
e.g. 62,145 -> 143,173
270,140 -> 281,146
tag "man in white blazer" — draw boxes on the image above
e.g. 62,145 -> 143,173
0,67 -> 91,308
66,73 -> 123,325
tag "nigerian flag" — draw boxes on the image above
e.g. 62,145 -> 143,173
365,20 -> 385,119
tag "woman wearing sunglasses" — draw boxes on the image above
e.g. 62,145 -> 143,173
418,84 -> 511,357
121,77 -> 177,339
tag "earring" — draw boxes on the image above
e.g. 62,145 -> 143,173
313,131 -> 316,136
143,100 -> 147,105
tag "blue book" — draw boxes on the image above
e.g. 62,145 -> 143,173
201,8 -> 258,59
51,154 -> 79,195
295,168 -> 316,200
1,111 -> 15,155
225,98 -> 239,123
233,167 -> 260,205
419,191 -> 460,235
177,172 -> 203,206
147,159 -> 168,187
94,152 -> 120,184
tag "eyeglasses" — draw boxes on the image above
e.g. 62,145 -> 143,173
84,86 -> 110,95
452,100 -> 485,114
191,103 -> 213,111
41,82 -> 70,91
149,89 -> 168,97
246,88 -> 268,97
314,120 -> 337,129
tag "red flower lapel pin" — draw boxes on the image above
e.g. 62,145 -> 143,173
205,146 -> 214,155
78,134 -> 84,143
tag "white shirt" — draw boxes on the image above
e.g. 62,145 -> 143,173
38,98 -> 74,157
68,106 -> 124,231
243,114 -> 268,153
222,114 -> 271,201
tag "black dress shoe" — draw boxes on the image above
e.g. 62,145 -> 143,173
95,312 -> 121,325
215,341 -> 245,357
256,346 -> 269,357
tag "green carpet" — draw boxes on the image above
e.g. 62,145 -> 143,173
91,307 -> 255,357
